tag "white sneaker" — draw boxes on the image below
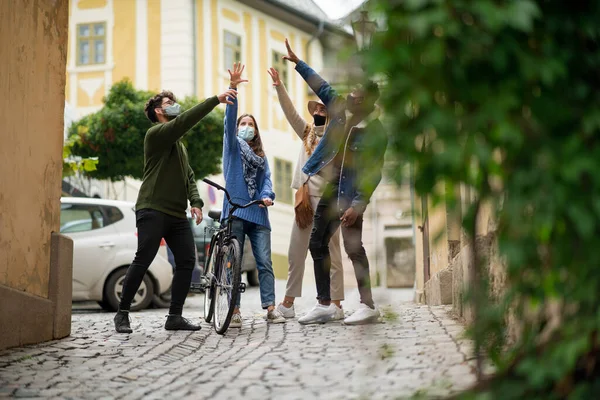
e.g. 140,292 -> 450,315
276,303 -> 295,319
267,308 -> 286,324
332,305 -> 345,321
230,313 -> 242,328
344,304 -> 380,325
298,303 -> 337,325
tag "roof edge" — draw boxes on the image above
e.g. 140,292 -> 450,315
237,0 -> 353,38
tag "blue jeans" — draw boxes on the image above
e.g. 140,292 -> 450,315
231,218 -> 276,309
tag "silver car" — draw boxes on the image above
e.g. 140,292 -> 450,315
60,197 -> 173,311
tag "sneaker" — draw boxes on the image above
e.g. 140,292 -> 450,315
229,313 -> 242,328
344,304 -> 380,325
114,310 -> 132,333
267,308 -> 286,324
332,305 -> 345,321
276,303 -> 295,319
298,303 -> 337,325
164,315 -> 201,331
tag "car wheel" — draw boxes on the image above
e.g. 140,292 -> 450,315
152,286 -> 172,309
247,269 -> 259,287
104,268 -> 154,312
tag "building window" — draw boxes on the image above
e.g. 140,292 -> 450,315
272,51 -> 288,86
223,30 -> 241,70
76,22 -> 106,66
275,158 -> 293,205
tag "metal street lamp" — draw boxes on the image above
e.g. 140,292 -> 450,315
351,10 -> 377,52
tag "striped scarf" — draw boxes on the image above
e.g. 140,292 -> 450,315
237,137 -> 265,198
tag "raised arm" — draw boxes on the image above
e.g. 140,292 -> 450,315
147,96 -> 220,147
224,62 -> 249,153
147,90 -> 236,149
268,68 -> 308,138
283,38 -> 341,109
223,96 -> 239,153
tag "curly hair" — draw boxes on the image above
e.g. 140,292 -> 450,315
237,114 -> 265,158
144,90 -> 177,123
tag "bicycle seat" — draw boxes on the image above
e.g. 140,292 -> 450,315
208,209 -> 222,221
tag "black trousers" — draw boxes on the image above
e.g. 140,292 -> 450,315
308,190 -> 374,308
119,209 -> 195,315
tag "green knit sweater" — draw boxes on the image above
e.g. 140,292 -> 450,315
135,96 -> 220,218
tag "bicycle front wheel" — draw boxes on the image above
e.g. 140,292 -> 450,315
213,238 -> 242,335
203,236 -> 218,323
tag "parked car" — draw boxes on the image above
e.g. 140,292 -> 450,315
204,209 -> 259,286
187,211 -> 219,269
60,197 -> 173,311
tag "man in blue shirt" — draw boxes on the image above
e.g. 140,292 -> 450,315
282,39 -> 388,325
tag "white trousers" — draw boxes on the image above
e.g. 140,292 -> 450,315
285,195 -> 344,301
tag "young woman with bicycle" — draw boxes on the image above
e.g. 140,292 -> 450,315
215,62 -> 286,328
267,67 -> 345,320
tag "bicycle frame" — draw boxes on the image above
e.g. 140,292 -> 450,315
202,178 -> 266,243
202,178 -> 265,281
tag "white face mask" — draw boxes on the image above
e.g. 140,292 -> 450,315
163,103 -> 181,117
237,125 -> 255,141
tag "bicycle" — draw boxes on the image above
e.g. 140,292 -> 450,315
199,178 -> 264,334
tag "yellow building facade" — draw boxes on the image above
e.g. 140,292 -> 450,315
65,0 -> 346,278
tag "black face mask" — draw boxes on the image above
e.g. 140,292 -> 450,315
313,114 -> 326,126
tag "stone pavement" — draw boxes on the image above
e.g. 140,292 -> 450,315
0,281 -> 476,399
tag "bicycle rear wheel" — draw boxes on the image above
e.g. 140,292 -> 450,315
203,236 -> 218,323
213,238 -> 242,335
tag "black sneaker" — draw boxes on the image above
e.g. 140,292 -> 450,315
114,310 -> 132,333
165,315 -> 201,331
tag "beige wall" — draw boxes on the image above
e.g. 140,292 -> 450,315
427,195 -> 450,277
415,177 -> 498,305
0,0 -> 73,351
414,186 -> 450,292
0,0 -> 67,296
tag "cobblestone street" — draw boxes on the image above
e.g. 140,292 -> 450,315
0,281 -> 476,399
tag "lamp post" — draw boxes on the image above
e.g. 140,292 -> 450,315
351,10 -> 377,52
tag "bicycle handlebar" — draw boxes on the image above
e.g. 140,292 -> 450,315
202,178 -> 225,192
202,178 -> 267,209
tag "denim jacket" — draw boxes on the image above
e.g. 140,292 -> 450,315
296,60 -> 388,215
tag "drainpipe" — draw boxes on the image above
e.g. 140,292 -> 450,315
305,19 -> 325,66
191,0 -> 198,97
409,163 -> 418,294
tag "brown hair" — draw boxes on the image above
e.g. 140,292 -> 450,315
144,90 -> 176,123
237,113 -> 265,158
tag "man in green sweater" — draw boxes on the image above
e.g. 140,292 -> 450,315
114,88 -> 237,333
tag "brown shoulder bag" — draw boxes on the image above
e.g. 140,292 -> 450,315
294,179 -> 314,229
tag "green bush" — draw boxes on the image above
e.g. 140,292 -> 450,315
366,0 -> 600,398
69,79 -> 223,181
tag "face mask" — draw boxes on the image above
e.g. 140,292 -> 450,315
237,125 -> 255,141
163,103 -> 181,117
313,114 -> 326,126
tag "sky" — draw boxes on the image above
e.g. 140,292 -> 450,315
313,0 -> 367,19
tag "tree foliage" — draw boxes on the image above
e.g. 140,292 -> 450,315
62,134 -> 98,178
367,0 -> 600,397
68,79 -> 224,181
